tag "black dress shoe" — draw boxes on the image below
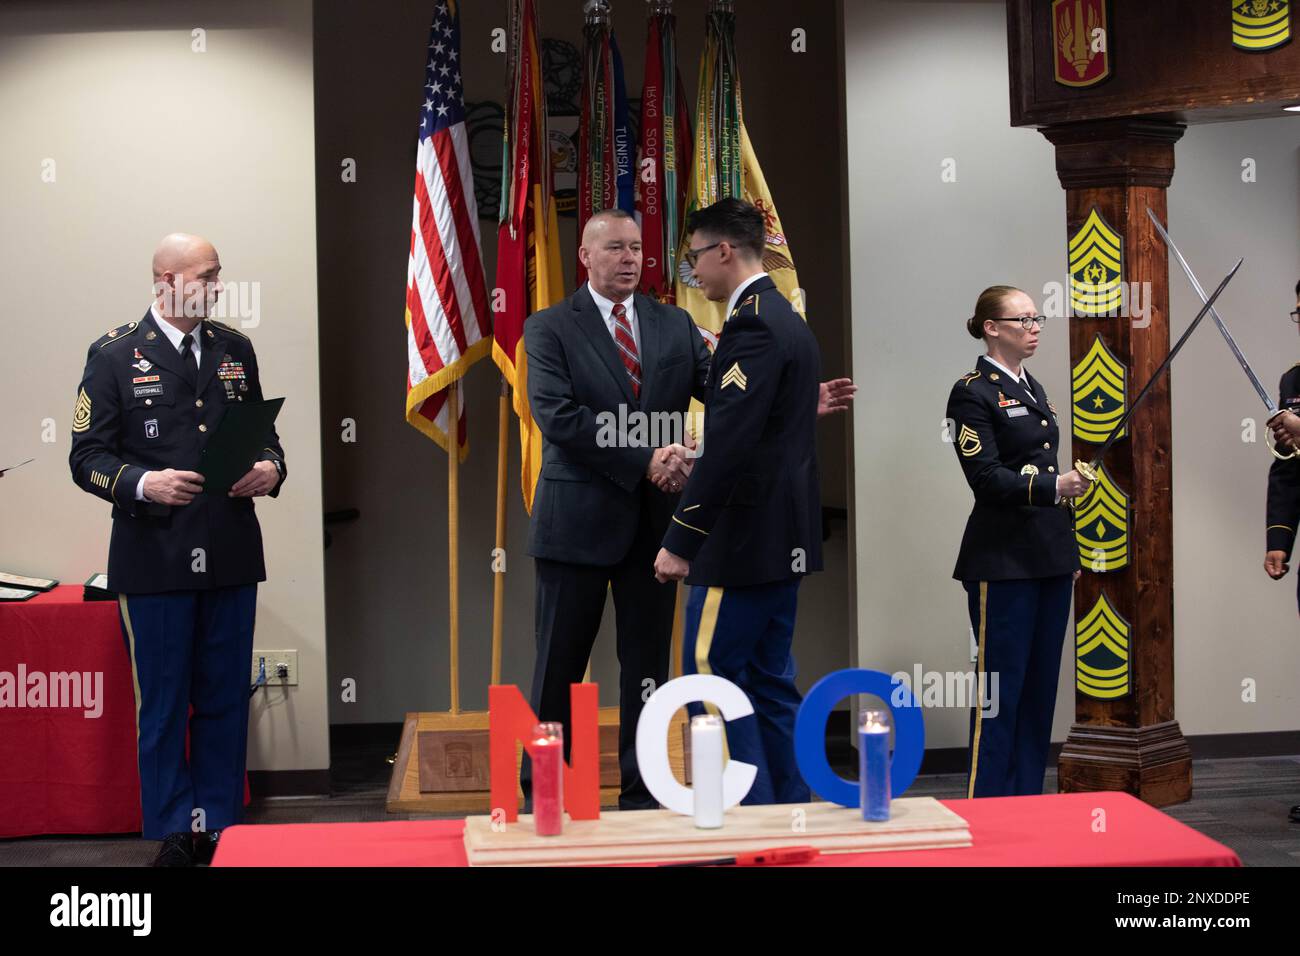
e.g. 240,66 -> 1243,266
192,830 -> 221,865
152,832 -> 195,867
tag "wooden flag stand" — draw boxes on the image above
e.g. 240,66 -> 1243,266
387,380 -> 689,813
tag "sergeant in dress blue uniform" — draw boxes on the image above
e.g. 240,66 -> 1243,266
69,234 -> 285,865
654,198 -> 853,805
946,285 -> 1090,799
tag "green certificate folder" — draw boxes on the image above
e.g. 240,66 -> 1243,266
198,397 -> 285,495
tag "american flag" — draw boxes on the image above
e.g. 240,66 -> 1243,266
404,0 -> 491,454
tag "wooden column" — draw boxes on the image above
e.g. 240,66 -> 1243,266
1042,118 -> 1191,807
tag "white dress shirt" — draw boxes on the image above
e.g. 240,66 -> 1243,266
135,305 -> 205,501
586,282 -> 640,357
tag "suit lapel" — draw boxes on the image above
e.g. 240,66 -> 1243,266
572,285 -> 636,406
633,293 -> 660,409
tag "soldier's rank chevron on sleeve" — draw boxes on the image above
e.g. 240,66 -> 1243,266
957,423 -> 982,457
1076,592 -> 1130,699
1068,206 -> 1124,317
1072,334 -> 1127,444
720,362 -> 748,391
72,388 -> 92,433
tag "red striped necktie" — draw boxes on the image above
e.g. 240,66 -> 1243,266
612,302 -> 641,398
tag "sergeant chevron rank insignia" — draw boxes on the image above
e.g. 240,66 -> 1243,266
1074,462 -> 1129,571
72,388 -> 92,433
957,423 -> 982,457
1076,592 -> 1130,699
1069,206 -> 1124,316
720,362 -> 748,391
1072,334 -> 1127,444
1232,0 -> 1290,51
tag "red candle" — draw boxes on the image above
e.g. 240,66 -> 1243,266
528,722 -> 564,836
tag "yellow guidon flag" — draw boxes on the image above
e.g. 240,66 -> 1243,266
1075,592 -> 1130,699
1232,0 -> 1291,52
674,4 -> 803,351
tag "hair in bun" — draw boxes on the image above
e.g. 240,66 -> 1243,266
968,285 -> 1021,340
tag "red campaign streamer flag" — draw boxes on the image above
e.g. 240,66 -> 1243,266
637,15 -> 666,298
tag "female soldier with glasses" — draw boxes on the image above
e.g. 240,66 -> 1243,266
945,285 -> 1092,799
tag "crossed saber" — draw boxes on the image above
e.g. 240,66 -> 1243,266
1067,207 -> 1284,506
1146,210 -> 1293,460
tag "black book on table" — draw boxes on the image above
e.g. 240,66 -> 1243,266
84,573 -> 116,602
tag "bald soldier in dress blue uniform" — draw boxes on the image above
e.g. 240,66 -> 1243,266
654,198 -> 853,805
69,234 -> 285,866
946,285 -> 1089,799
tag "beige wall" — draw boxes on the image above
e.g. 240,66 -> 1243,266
315,0 -> 853,725
844,0 -> 1300,749
0,0 -> 328,774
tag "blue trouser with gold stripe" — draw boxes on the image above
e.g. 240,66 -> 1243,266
118,586 -> 257,839
681,579 -> 810,806
963,576 -> 1072,798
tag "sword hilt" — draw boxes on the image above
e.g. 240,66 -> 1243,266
1060,460 -> 1097,511
1265,410 -> 1299,460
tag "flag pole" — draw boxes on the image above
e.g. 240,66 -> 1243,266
447,379 -> 461,715
491,375 -> 509,685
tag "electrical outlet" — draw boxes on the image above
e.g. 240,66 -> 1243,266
251,649 -> 298,687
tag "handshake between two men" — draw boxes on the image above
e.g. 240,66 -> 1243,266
646,436 -> 697,495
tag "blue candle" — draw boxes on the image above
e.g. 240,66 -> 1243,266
859,709 -> 891,821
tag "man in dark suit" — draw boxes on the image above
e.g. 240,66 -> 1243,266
654,198 -> 852,805
69,233 -> 285,865
523,209 -> 704,809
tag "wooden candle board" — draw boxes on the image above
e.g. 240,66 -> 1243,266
463,796 -> 971,866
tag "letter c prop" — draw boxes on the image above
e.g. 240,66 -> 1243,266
635,674 -> 759,815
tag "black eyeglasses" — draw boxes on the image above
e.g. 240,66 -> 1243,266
685,242 -> 722,267
1290,309 -> 1300,324
998,315 -> 1048,331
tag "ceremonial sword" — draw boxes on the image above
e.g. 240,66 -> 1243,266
1146,208 -> 1294,461
1068,256 -> 1244,499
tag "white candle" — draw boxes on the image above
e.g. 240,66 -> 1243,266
690,715 -> 724,828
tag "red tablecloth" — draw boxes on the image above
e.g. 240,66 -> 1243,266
0,586 -> 141,837
211,791 -> 1241,867
0,585 -> 247,838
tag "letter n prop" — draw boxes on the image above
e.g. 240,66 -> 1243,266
489,683 -> 600,822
